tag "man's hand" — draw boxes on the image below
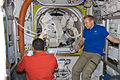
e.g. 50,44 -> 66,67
75,45 -> 80,51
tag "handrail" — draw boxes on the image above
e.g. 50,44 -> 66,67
102,59 -> 120,73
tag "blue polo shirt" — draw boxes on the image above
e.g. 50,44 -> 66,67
83,24 -> 109,55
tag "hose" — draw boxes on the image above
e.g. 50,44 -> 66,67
5,0 -> 11,79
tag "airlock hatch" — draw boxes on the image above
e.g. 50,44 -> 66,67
34,6 -> 84,53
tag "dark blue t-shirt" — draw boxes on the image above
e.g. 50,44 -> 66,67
83,24 -> 109,55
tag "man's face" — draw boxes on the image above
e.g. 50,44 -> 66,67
83,18 -> 94,29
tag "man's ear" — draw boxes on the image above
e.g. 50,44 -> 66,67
32,47 -> 35,51
44,46 -> 47,51
91,20 -> 94,25
44,47 -> 46,51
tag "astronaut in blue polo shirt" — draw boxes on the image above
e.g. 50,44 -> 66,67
72,15 -> 120,80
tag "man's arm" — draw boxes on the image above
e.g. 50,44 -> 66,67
17,50 -> 28,71
55,59 -> 58,69
106,35 -> 120,44
78,38 -> 85,46
75,38 -> 85,51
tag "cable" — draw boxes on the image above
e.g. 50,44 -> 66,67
5,0 -> 11,79
52,21 -> 58,57
15,20 -> 41,37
